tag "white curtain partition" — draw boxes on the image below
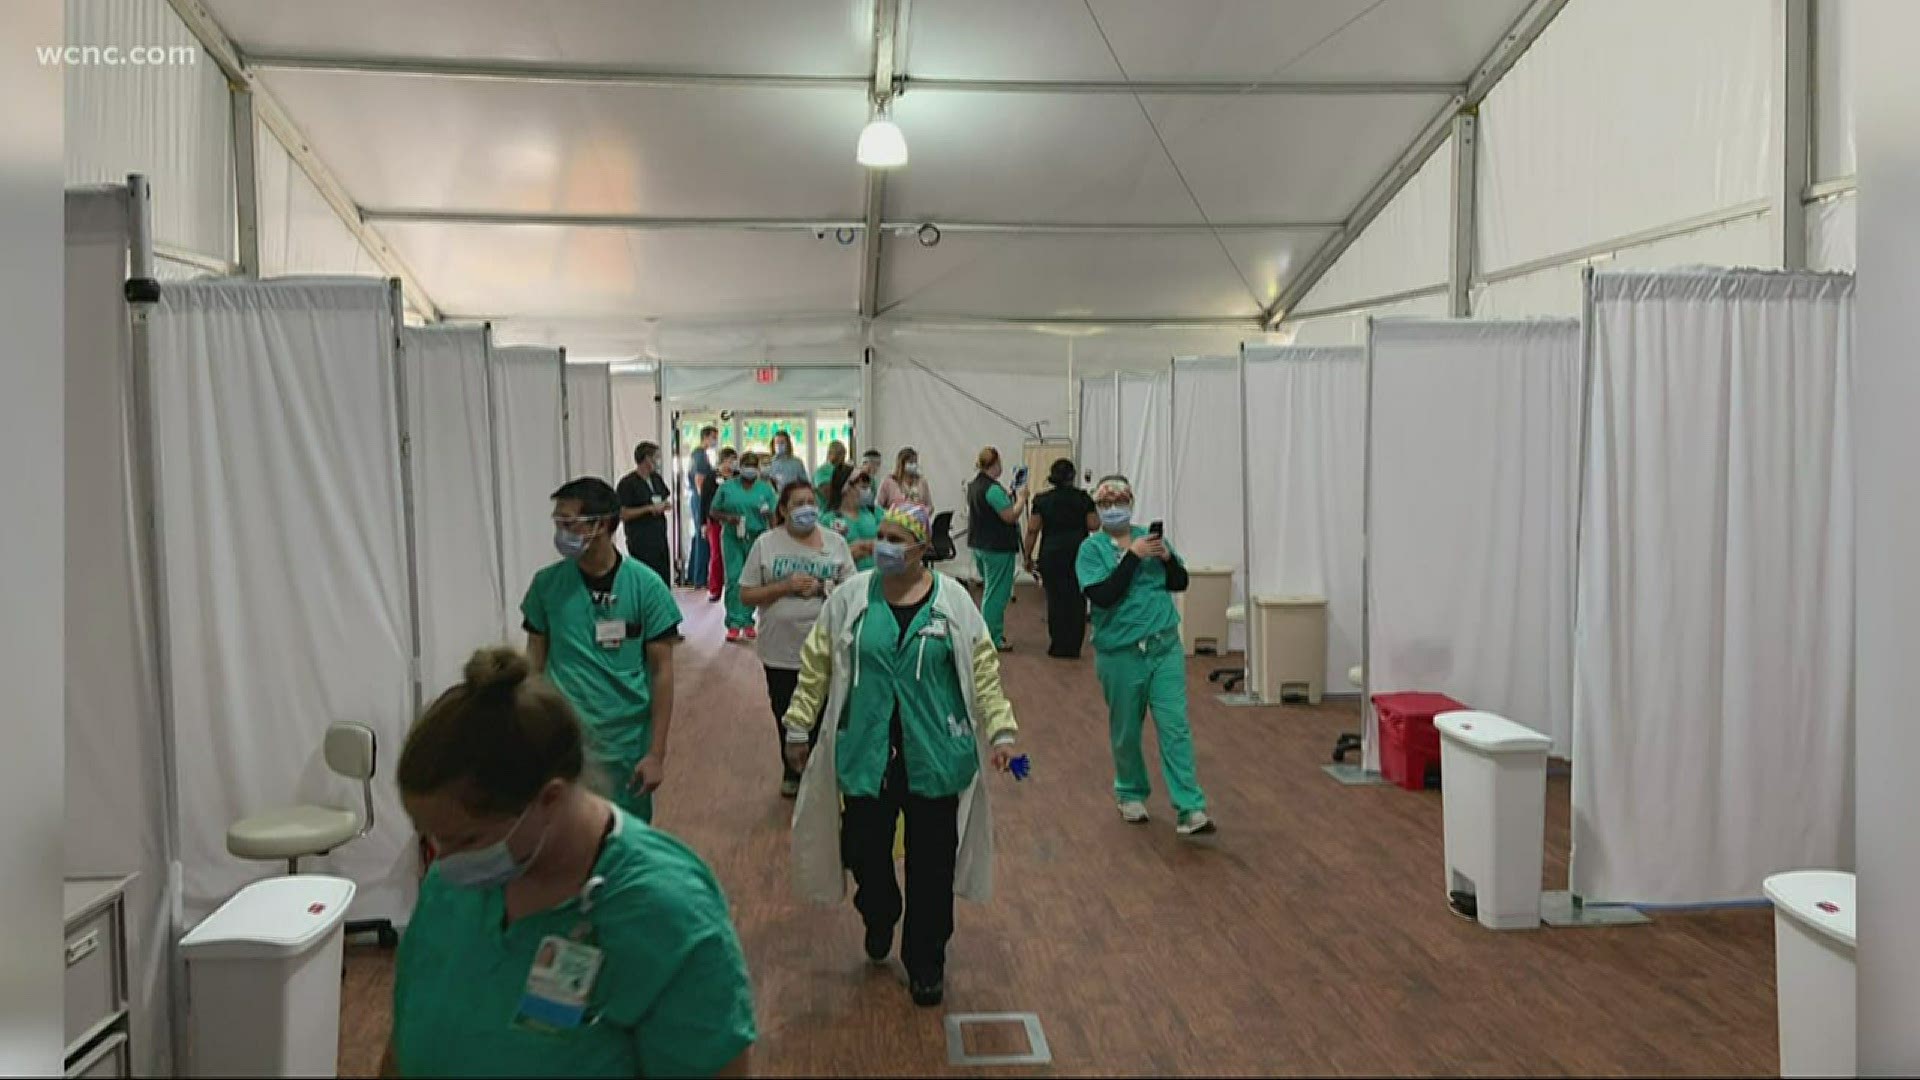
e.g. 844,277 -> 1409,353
565,362 -> 616,480
492,345 -> 567,635
873,360 -> 1066,581
1170,357 -> 1246,647
1243,347 -> 1366,705
64,186 -> 174,1076
1076,375 -> 1118,482
612,372 -> 659,473
1364,319 -> 1582,766
1116,371 -> 1174,526
147,278 -> 416,924
403,326 -> 509,698
1573,269 -> 1855,905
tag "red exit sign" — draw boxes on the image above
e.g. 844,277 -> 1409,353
754,366 -> 780,385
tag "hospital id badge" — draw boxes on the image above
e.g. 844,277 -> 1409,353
512,935 -> 602,1034
595,619 -> 625,650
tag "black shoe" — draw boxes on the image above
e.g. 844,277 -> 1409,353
909,976 -> 944,1008
863,923 -> 892,965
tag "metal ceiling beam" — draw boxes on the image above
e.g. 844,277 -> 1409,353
247,53 -> 1458,97
163,0 -> 442,320
858,0 -> 902,319
358,208 -> 1343,233
1776,0 -> 1812,269
1262,0 -> 1570,328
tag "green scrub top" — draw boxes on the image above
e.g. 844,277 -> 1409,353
709,476 -> 778,546
836,575 -> 979,798
822,507 -> 882,571
812,462 -> 842,491
1076,527 -> 1182,652
985,484 -> 1013,515
393,809 -> 757,1078
522,556 -> 682,772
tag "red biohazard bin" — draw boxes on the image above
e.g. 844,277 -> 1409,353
1373,691 -> 1468,791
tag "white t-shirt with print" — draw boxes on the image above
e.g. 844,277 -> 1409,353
739,526 -> 855,669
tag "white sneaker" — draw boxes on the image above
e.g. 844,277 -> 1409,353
1117,800 -> 1150,824
1176,810 -> 1217,837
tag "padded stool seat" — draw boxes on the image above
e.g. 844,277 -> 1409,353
227,805 -> 361,860
1349,664 -> 1364,688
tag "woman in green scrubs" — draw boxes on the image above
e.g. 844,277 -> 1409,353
387,647 -> 756,1079
820,464 -> 881,572
782,503 -> 1021,1008
1075,475 -> 1217,838
707,451 -> 779,643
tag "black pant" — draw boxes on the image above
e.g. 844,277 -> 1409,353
1038,547 -> 1087,658
841,748 -> 959,983
629,538 -> 672,590
765,666 -> 820,781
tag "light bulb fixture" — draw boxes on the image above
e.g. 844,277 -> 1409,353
856,104 -> 908,168
917,223 -> 940,247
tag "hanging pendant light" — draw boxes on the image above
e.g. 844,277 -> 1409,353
856,102 -> 908,168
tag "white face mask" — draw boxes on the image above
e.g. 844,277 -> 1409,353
904,461 -> 921,478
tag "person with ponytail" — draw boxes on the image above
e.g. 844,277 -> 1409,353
386,647 -> 756,1078
780,502 -> 1021,1008
737,478 -> 855,797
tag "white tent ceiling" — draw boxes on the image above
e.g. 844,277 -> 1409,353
197,0 -> 1538,351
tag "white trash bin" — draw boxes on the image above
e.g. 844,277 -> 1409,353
181,875 -> 356,1078
1435,711 -> 1551,930
1763,870 -> 1855,1078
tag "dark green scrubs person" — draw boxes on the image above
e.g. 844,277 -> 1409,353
1076,475 -> 1216,838
821,464 -> 882,572
813,439 -> 848,491
708,452 -> 780,641
524,478 -> 682,824
390,645 -> 755,1078
965,447 -> 1029,650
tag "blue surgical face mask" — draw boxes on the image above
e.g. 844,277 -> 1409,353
874,540 -> 912,575
554,526 -> 591,560
741,467 -> 760,481
788,505 -> 819,533
435,804 -> 549,890
859,487 -> 875,508
1098,506 -> 1133,530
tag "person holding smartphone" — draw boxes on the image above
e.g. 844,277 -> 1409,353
1076,475 -> 1215,838
966,447 -> 1030,651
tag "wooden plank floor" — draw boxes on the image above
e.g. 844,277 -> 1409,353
341,583 -> 1778,1077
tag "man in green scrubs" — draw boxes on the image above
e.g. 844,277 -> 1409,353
706,451 -> 779,642
1076,475 -> 1216,837
523,478 -> 683,823
822,466 -> 882,572
966,447 -> 1029,650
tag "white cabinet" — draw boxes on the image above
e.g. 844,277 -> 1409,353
64,875 -> 134,1078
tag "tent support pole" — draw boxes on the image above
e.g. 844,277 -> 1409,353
387,281 -> 425,719
230,85 -> 259,276
1776,0 -> 1812,269
482,324 -> 509,639
1446,109 -> 1478,317
1360,318 -> 1378,768
558,347 -> 571,476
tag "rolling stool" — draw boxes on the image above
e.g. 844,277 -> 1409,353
1332,664 -> 1364,763
225,721 -> 398,947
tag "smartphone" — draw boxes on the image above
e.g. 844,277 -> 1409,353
1013,465 -> 1028,488
1149,520 -> 1164,538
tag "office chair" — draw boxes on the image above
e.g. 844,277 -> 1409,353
926,510 -> 958,567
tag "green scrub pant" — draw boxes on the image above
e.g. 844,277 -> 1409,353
1094,634 -> 1207,814
598,742 -> 655,823
721,530 -> 756,630
975,549 -> 1017,647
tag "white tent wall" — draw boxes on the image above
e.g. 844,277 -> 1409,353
1471,214 -> 1778,318
564,362 -> 617,480
147,277 -> 416,926
1243,346 -> 1366,706
872,357 -> 1066,582
491,345 -> 568,638
1807,193 -> 1857,271
1115,371 -> 1173,526
1282,293 -> 1450,348
1169,357 -> 1246,650
65,186 -> 175,1078
402,326 -> 508,698
1291,133 -> 1453,317
612,371 -> 660,475
254,113 -> 384,280
1076,376 -> 1118,482
64,0 -> 234,271
1363,319 -> 1581,762
1572,269 -> 1854,906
